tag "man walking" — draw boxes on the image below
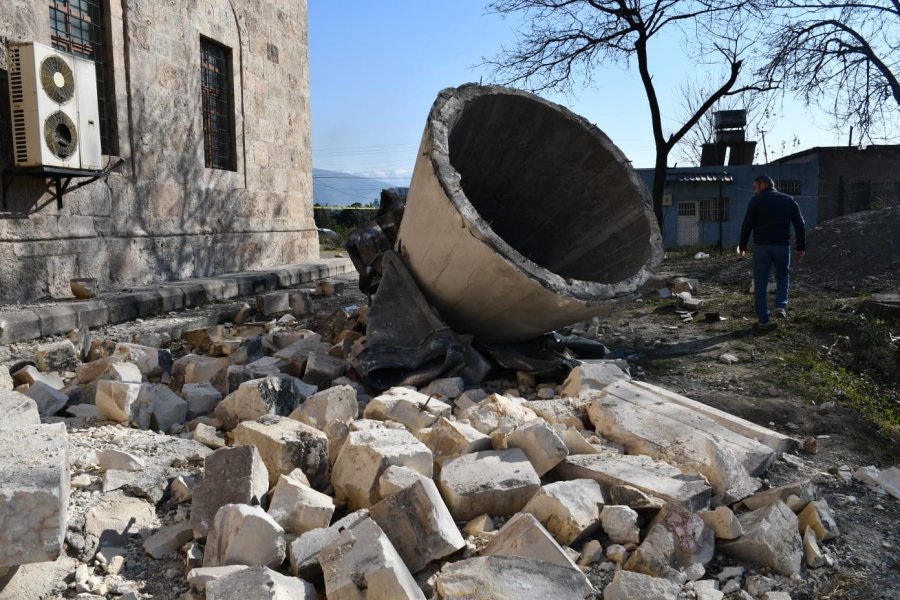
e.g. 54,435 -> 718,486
739,175 -> 806,328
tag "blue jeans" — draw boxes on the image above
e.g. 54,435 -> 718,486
752,244 -> 791,324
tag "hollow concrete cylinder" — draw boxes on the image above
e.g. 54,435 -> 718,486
396,84 -> 663,343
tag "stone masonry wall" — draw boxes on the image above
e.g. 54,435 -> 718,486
0,0 -> 316,302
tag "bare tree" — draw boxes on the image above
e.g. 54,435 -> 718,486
761,0 -> 900,142
484,0 -> 772,227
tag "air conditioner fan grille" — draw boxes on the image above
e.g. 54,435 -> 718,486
43,111 -> 79,159
40,55 -> 75,104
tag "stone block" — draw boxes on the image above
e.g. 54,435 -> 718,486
187,565 -> 249,591
364,386 -> 452,431
481,513 -> 588,587
525,399 -> 586,429
203,504 -> 285,569
0,391 -> 40,429
13,365 -> 64,390
332,428 -> 433,510
437,448 -> 540,521
601,505 -> 641,545
97,449 -> 145,472
698,506 -> 744,540
521,479 -> 606,545
738,480 -> 817,512
267,475 -> 334,535
877,466 -> 900,500
143,520 -> 194,559
287,509 -> 368,580
0,309 -> 41,344
256,292 -> 290,315
378,465 -> 430,499
215,376 -> 316,430
36,340 -> 81,372
603,570 -> 680,600
435,555 -> 593,599
191,446 -> 270,539
134,384 -> 189,432
641,502 -> 714,570
172,354 -> 230,393
0,423 -> 69,567
318,517 -> 425,600
802,526 -> 826,568
720,501 -> 802,576
205,565 -> 317,600
23,381 -> 69,416
170,475 -> 196,504
233,415 -> 329,489
94,380 -> 142,422
506,420 -> 569,476
288,384 -> 357,430
34,305 -> 79,337
0,366 -> 12,391
797,499 -> 839,541
273,339 -> 331,376
181,382 -> 224,418
561,361 -> 628,396
420,417 -> 491,462
194,422 -> 227,449
553,453 -> 711,511
369,478 -> 465,573
76,358 -> 142,403
301,352 -> 346,388
420,377 -> 465,400
289,289 -> 313,317
694,580 -> 724,600
458,394 -> 541,434
113,343 -> 171,379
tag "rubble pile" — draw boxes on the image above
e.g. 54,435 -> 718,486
0,282 -> 893,600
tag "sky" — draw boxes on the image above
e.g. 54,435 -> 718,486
307,1 -> 857,183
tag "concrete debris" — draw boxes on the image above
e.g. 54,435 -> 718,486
797,499 -> 839,541
332,427 -> 433,510
370,478 -> 465,573
267,474 -> 334,535
521,479 -> 606,545
434,555 -> 593,599
203,503 -> 286,569
0,391 -> 40,429
205,565 -> 316,600
561,361 -> 629,396
602,569 -> 681,600
363,386 -> 452,431
437,448 -> 541,521
143,520 -> 194,559
23,380 -> 69,416
191,445 -> 270,539
233,415 -> 329,489
0,423 -> 69,567
720,501 -> 802,576
506,420 -> 569,476
318,517 -> 425,599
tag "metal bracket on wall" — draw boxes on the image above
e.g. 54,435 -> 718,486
2,158 -> 124,211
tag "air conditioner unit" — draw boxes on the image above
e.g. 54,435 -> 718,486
7,41 -> 102,170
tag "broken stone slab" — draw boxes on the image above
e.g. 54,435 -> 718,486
588,382 -> 769,502
738,480 -> 817,513
0,391 -> 40,429
639,502 -> 714,571
233,415 -> 329,489
437,448 -> 541,521
170,475 -> 196,504
0,423 -> 69,567
256,292 -> 291,316
287,509 -> 368,580
180,383 -> 224,419
96,449 -> 145,472
194,422 -> 227,449
215,376 -> 317,430
288,384 -> 358,430
332,427 -> 434,510
272,339 -> 332,377
23,381 -> 69,416
506,420 -> 569,476
698,506 -> 744,540
558,425 -> 602,454
521,479 -> 606,545
36,340 -> 81,372
302,352 -> 346,388
83,490 -> 159,556
1,365 -> 14,391
172,354 -> 230,394
363,386 -> 452,431
481,513 -> 590,589
76,358 -> 142,403
318,517 -> 425,600
525,398 -> 587,429
191,446 -> 270,539
720,500 -> 802,576
561,361 -> 629,397
458,393 -> 541,434
802,526 -> 827,568
797,499 -> 839,541
187,565 -> 249,591
378,465 -> 431,499
204,504 -> 286,569
878,466 -> 900,500
136,384 -> 189,432
205,564 -> 317,600
143,520 -> 194,559
603,570 -> 681,600
420,377 -> 466,400
434,555 -> 593,599
631,381 -> 796,455
369,478 -> 465,573
694,580 -> 725,600
420,417 -> 491,461
13,365 -> 65,390
113,343 -> 171,379
553,453 -> 711,511
600,505 -> 641,545
267,475 -> 335,535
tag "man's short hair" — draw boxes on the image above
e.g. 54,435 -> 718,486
754,175 -> 775,189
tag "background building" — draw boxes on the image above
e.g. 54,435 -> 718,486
0,0 -> 315,303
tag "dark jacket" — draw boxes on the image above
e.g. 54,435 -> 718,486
739,187 -> 806,252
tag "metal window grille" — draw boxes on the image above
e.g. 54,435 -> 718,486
699,198 -> 729,222
776,180 -> 802,195
677,202 -> 696,217
49,0 -> 112,154
200,38 -> 235,171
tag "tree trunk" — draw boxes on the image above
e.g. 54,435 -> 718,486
651,151 -> 668,234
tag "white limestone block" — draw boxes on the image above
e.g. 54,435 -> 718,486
521,479 -> 605,545
203,504 -> 286,569
267,475 -> 334,535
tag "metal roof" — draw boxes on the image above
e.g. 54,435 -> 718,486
666,173 -> 734,183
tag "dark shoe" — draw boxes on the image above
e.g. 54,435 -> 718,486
774,308 -> 788,319
754,321 -> 777,331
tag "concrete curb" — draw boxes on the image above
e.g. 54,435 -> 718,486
0,258 -> 354,345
